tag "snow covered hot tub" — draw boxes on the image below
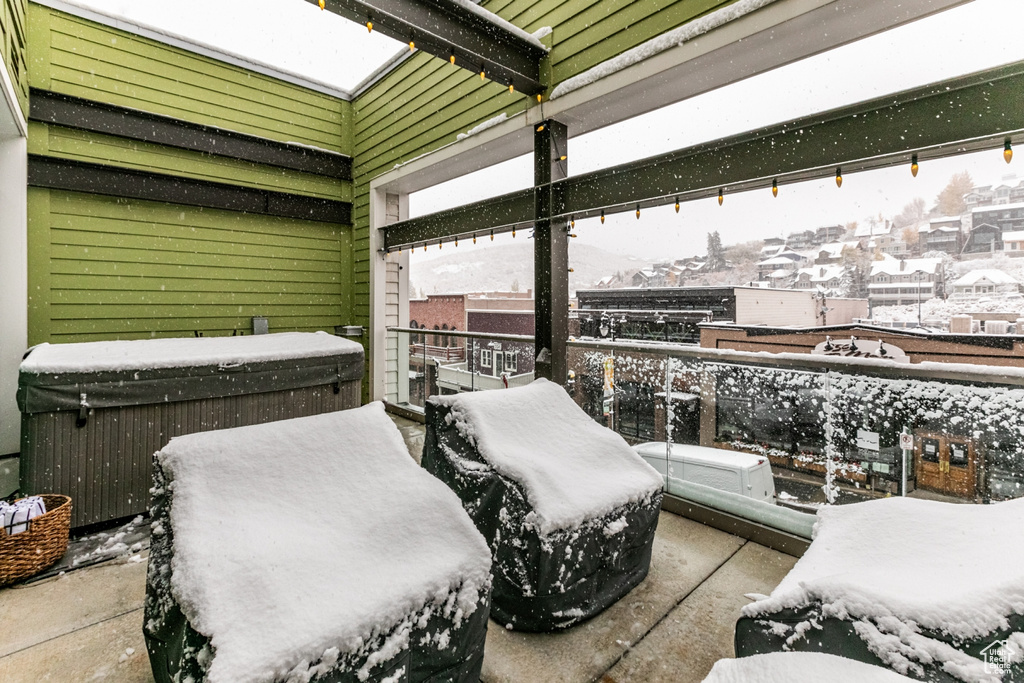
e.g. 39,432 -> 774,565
144,403 -> 492,683
423,378 -> 664,632
736,497 -> 1024,682
18,332 -> 363,528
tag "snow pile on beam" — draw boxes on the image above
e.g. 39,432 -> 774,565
550,0 -> 778,100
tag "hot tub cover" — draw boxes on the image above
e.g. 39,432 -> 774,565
737,497 -> 1024,682
423,379 -> 663,631
144,402 -> 492,683
18,331 -> 363,414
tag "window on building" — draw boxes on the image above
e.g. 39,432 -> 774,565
505,350 -> 517,372
481,349 -> 491,366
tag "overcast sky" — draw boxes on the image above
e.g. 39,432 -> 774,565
410,0 -> 1024,262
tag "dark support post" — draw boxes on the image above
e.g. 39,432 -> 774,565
534,120 -> 568,384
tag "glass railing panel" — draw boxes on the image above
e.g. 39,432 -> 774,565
568,338 -> 1024,539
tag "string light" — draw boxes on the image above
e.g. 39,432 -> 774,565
569,233 -> 577,238
398,245 -> 402,253
600,210 -> 605,224
473,234 -> 477,244
450,52 -> 456,65
508,83 -> 514,94
1005,140 -> 1014,164
559,155 -> 567,161
536,124 -> 545,132
536,94 -> 543,103
674,198 -> 680,213
512,228 -> 516,238
318,0 -> 324,9
423,243 -> 427,252
718,189 -> 723,206
568,268 -> 575,273
455,237 -> 458,247
490,230 -> 494,241
635,205 -> 641,220
772,179 -> 778,197
480,68 -> 486,80
570,216 -> 575,229
911,154 -> 919,177
408,39 -> 415,51
438,240 -> 442,249
366,19 -> 373,32
835,167 -> 843,188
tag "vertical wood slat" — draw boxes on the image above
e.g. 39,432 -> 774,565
20,380 -> 362,528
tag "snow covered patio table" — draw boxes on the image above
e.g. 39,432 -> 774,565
422,379 -> 664,632
735,497 -> 1024,682
17,331 -> 363,528
143,402 -> 492,683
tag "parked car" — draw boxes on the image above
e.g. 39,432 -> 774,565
632,442 -> 776,504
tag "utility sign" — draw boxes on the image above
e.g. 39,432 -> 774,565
603,357 -> 615,395
856,429 -> 880,451
900,432 -> 914,450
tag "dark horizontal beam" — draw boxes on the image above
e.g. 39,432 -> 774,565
383,61 -> 1024,249
29,89 -> 352,180
311,0 -> 546,94
384,187 -> 534,249
28,155 -> 352,224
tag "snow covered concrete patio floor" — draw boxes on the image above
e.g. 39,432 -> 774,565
0,415 -> 797,683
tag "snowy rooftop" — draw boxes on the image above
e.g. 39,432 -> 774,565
972,200 -> 1024,213
797,266 -> 844,282
869,258 -> 942,277
952,269 -> 1020,286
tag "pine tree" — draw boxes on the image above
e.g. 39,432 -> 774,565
706,231 -> 726,272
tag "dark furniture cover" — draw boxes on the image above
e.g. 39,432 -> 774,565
144,404 -> 491,683
423,380 -> 664,632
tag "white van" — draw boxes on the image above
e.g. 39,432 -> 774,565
632,442 -> 776,504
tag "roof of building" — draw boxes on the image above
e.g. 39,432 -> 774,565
971,201 -> 1024,213
797,265 -> 845,282
870,258 -> 943,277
952,269 -> 1020,286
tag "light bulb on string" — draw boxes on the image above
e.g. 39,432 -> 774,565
570,216 -> 575,229
480,68 -> 486,80
911,154 -> 919,177
718,189 -> 723,206
423,243 -> 427,252
772,179 -> 778,197
600,210 -> 605,224
408,39 -> 415,51
536,124 -> 545,132
512,228 -> 516,238
398,245 -> 402,254
318,0 -> 324,9
473,234 -> 477,244
438,240 -> 442,250
1005,140 -> 1014,164
366,20 -> 373,32
508,83 -> 514,94
568,268 -> 574,273
635,205 -> 640,220
835,167 -> 843,188
674,198 -> 680,213
450,52 -> 456,65
455,237 -> 458,247
490,230 -> 494,241
536,94 -> 543,103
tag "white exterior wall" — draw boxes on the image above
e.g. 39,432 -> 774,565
734,288 -> 817,326
0,68 -> 28,494
825,298 -> 870,324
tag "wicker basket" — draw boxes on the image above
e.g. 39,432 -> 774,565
0,494 -> 72,587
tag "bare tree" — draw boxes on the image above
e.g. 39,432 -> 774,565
935,171 -> 974,217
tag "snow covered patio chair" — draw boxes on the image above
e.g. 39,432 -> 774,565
143,403 -> 492,683
422,378 -> 664,632
735,497 -> 1024,682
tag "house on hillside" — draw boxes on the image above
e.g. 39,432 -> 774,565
1003,231 -> 1024,257
920,221 -> 963,255
970,202 -> 1024,234
951,270 -> 1021,297
794,265 -> 846,294
868,258 -> 944,307
963,223 -> 1004,255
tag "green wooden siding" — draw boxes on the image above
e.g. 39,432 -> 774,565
26,4 -> 352,154
350,0 -> 736,334
1,0 -> 28,116
27,121 -> 351,202
27,188 -> 351,345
